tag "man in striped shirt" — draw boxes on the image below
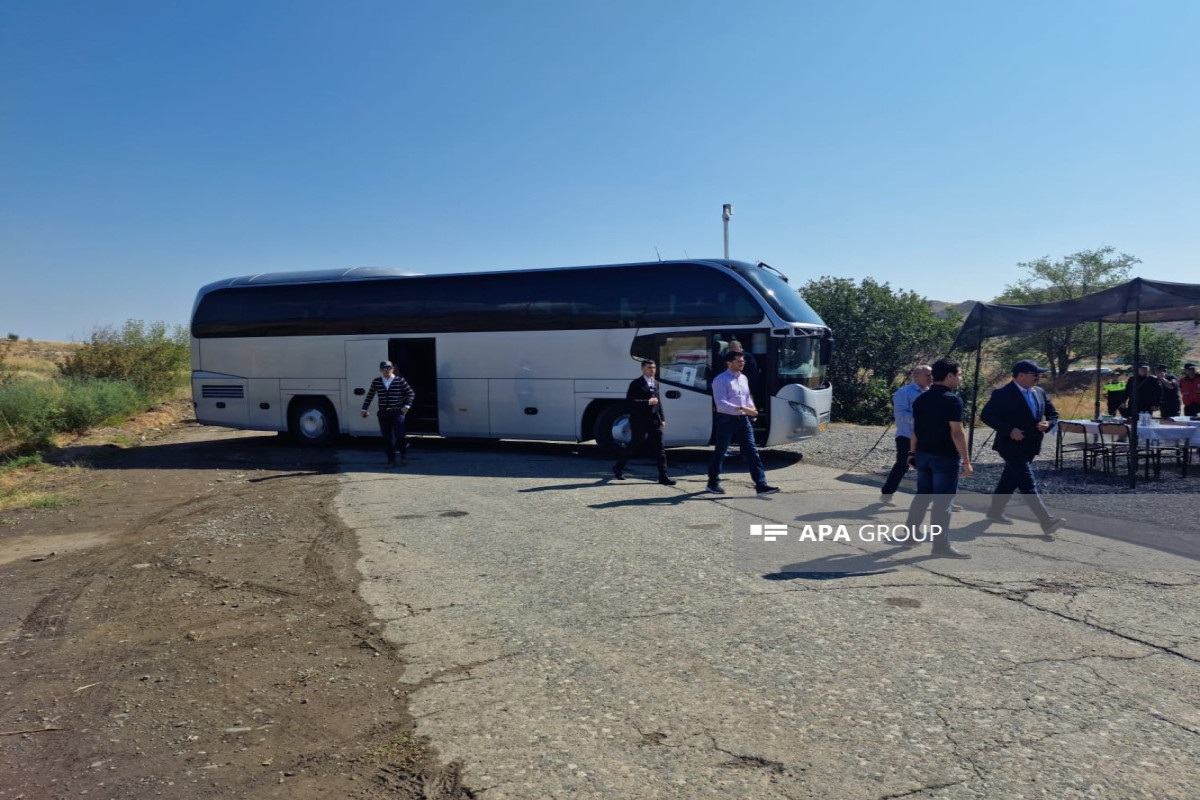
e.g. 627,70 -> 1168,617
361,361 -> 416,467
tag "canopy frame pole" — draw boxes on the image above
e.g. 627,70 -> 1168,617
1094,320 -> 1103,419
1128,313 -> 1142,489
968,333 -> 983,454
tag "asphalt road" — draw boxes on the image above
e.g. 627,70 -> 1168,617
335,439 -> 1200,800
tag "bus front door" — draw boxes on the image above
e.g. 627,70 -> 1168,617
388,338 -> 439,435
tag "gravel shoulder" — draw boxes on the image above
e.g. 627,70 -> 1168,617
0,418 -> 471,799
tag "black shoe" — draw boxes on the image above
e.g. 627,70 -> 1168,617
1041,518 -> 1066,537
985,513 -> 1014,525
386,460 -> 396,468
613,467 -> 625,480
931,545 -> 971,559
755,484 -> 780,495
658,476 -> 677,486
705,483 -> 725,494
400,455 -> 409,466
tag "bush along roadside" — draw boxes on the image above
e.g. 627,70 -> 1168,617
0,320 -> 188,456
0,378 -> 152,452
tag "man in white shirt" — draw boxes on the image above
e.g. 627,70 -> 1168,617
706,351 -> 779,495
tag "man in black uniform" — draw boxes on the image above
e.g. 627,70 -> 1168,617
613,361 -> 676,486
1155,365 -> 1181,418
1121,363 -> 1162,418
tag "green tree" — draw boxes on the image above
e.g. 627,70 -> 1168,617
801,277 -> 960,424
59,320 -> 190,399
1108,325 -> 1189,369
993,246 -> 1140,374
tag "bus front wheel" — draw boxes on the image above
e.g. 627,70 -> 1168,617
593,404 -> 632,453
289,398 -> 338,447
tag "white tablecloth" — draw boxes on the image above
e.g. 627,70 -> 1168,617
1063,419 -> 1200,446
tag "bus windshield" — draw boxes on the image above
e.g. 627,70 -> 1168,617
776,337 -> 827,389
728,264 -> 824,325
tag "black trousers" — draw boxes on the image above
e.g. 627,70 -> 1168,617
881,435 -> 911,495
615,419 -> 667,476
990,454 -> 1052,526
377,410 -> 407,462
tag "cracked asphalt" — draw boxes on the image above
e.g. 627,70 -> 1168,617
336,440 -> 1200,799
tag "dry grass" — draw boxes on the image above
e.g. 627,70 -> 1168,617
0,458 -> 82,513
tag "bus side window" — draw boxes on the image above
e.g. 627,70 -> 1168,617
656,334 -> 708,391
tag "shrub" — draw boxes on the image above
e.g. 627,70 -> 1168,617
0,378 -> 150,447
59,379 -> 150,433
59,320 -> 189,400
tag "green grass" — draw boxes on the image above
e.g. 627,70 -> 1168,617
0,377 -> 151,451
1,453 -> 46,470
28,494 -> 71,509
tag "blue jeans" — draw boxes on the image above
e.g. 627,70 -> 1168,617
708,414 -> 767,486
904,452 -> 960,549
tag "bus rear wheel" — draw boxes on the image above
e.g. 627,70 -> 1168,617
289,398 -> 338,447
594,404 -> 633,454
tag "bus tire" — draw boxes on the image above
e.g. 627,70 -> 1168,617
593,403 -> 632,454
288,397 -> 338,447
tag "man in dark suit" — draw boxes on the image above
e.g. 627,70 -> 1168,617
613,360 -> 676,486
980,359 -> 1066,538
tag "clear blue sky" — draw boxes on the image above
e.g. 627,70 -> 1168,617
2,0 -> 1197,342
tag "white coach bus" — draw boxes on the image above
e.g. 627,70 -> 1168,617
189,259 -> 832,450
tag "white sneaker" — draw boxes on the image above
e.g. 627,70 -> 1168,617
879,494 -> 895,506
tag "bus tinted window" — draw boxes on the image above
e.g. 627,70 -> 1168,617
642,266 -> 761,326
526,268 -> 647,329
414,274 -> 530,331
192,262 -> 774,337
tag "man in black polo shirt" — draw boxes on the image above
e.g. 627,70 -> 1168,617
901,358 -> 973,559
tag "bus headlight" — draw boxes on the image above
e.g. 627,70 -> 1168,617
788,401 -> 816,418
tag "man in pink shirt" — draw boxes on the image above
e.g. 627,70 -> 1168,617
706,350 -> 779,495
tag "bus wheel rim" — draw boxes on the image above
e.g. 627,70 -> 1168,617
612,416 -> 632,447
299,409 -> 326,438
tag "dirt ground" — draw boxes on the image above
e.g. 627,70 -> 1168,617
0,409 -> 476,799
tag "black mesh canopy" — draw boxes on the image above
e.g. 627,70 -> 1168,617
952,278 -> 1200,351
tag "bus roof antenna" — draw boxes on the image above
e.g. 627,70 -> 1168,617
654,247 -> 662,262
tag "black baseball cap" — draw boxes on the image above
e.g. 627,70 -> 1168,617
379,361 -> 394,369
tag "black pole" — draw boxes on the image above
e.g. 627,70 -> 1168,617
1128,314 -> 1141,489
1094,320 -> 1103,419
969,334 -> 983,454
